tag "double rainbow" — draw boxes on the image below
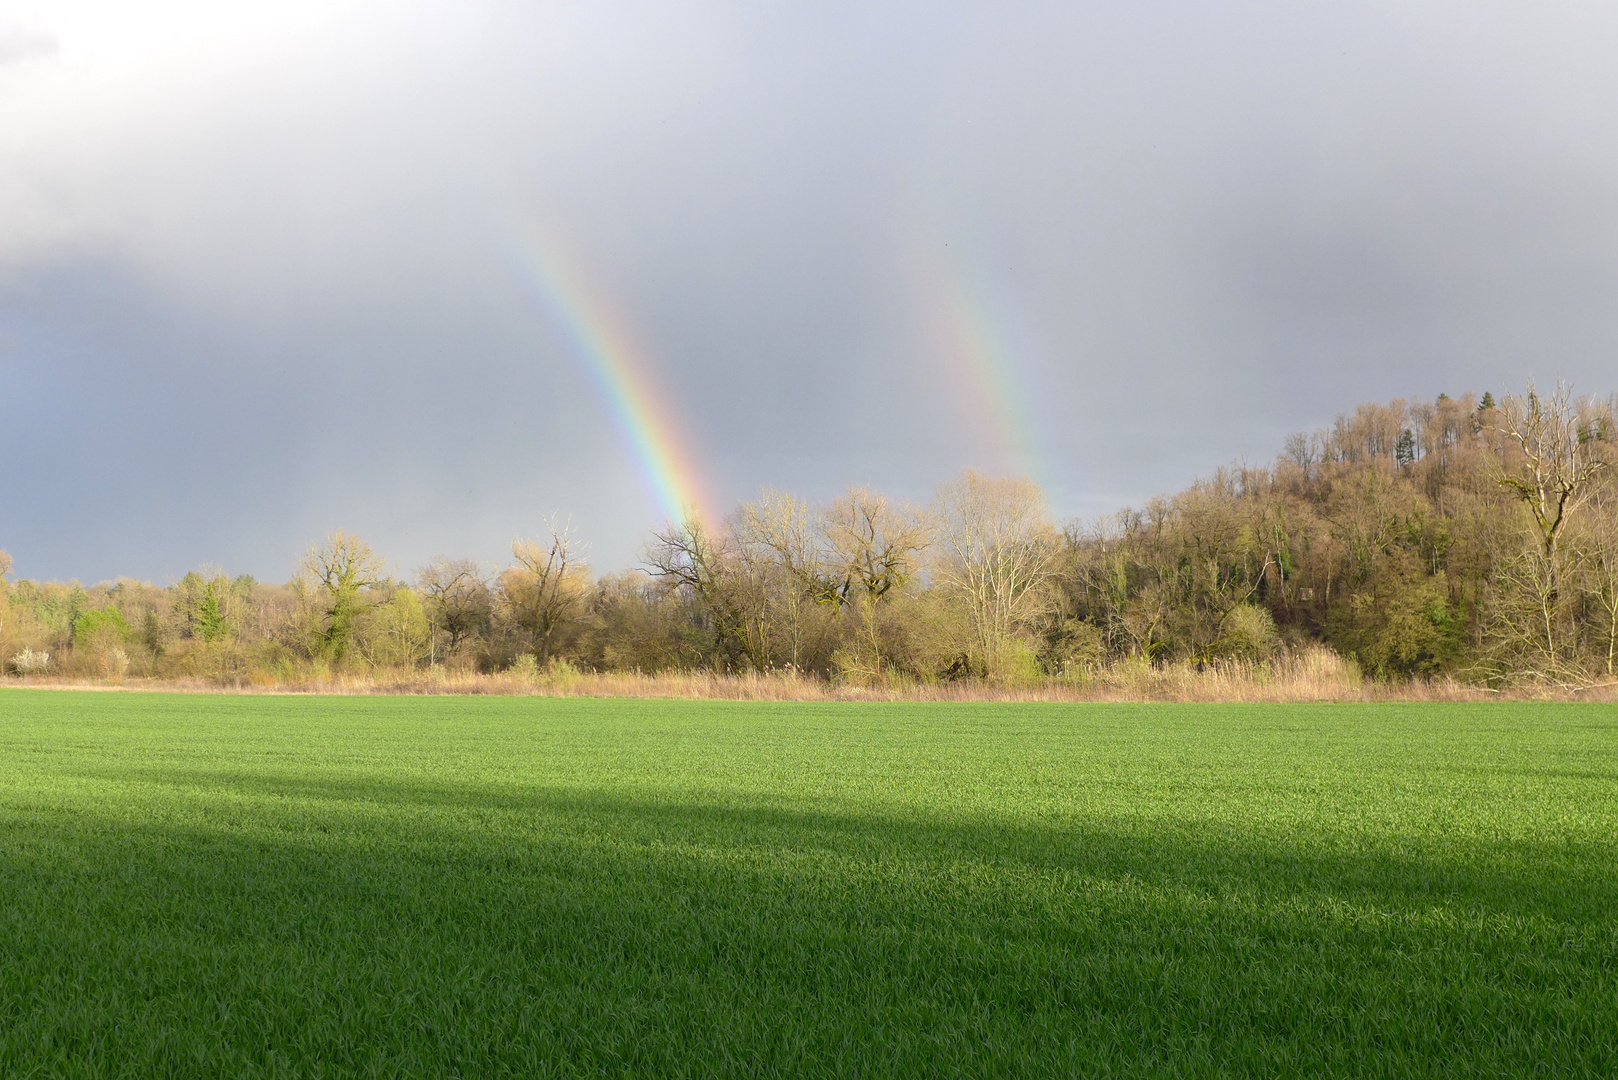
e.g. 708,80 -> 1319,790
504,209 -> 1047,525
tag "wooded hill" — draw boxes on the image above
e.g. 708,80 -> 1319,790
3,383 -> 1615,689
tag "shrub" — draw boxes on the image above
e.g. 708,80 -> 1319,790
542,658 -> 584,690
1218,605 -> 1281,662
72,608 -> 131,650
988,640 -> 1044,684
9,648 -> 49,675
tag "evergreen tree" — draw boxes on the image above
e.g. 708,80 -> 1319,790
1395,429 -> 1416,469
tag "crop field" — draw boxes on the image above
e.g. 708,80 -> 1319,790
1,692 -> 1615,1077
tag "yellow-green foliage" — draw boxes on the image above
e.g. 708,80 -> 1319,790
1218,605 -> 1281,662
356,587 -> 432,669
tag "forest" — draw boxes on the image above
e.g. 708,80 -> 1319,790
4,383 -> 1616,690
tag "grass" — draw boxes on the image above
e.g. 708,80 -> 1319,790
1,691 -> 1615,1077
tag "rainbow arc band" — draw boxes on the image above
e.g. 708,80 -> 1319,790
507,227 -> 710,526
915,241 -> 1046,490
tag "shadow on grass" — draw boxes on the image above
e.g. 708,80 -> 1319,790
57,760 -> 1618,920
2,764 -> 1616,1077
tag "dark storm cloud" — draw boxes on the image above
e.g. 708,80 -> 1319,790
4,2 -> 1618,580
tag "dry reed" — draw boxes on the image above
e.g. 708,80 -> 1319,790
9,648 -> 1618,702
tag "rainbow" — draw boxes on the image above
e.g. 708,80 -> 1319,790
504,223 -> 711,526
910,239 -> 1047,488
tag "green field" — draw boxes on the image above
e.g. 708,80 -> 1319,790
1,692 -> 1615,1077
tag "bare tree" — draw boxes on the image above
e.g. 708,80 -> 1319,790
417,557 -> 491,660
1575,479 -> 1618,678
932,471 -> 1059,675
1489,383 -> 1613,677
296,531 -> 385,664
820,487 -> 930,676
503,521 -> 589,664
643,516 -> 759,669
1495,382 -> 1611,562
735,489 -> 824,670
1281,431 -> 1322,472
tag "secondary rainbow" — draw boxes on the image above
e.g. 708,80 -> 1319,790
505,224 -> 710,525
912,239 -> 1047,488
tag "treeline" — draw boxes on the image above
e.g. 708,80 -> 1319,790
3,383 -> 1616,688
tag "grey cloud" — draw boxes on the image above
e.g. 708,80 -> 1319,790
0,27 -> 56,64
4,2 -> 1618,580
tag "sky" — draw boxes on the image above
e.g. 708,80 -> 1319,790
4,1 -> 1618,582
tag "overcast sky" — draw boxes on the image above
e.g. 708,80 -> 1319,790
4,1 -> 1618,582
